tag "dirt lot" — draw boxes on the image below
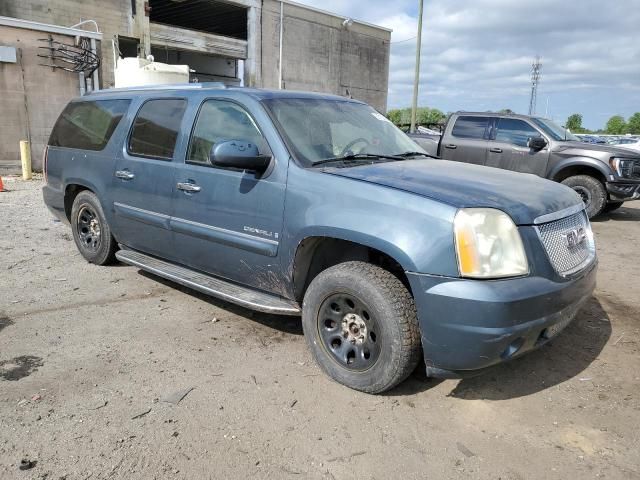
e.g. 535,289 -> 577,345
1,178 -> 639,479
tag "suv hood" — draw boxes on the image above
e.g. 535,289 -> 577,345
324,159 -> 582,225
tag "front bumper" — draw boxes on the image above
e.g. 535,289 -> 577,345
606,181 -> 640,202
406,260 -> 597,378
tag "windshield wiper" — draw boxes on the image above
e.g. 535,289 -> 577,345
394,151 -> 432,158
312,153 -> 404,167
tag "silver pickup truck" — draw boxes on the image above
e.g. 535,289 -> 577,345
410,112 -> 640,218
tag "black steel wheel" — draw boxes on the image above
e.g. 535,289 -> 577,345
70,191 -> 117,265
302,261 -> 422,394
76,205 -> 101,253
318,293 -> 382,372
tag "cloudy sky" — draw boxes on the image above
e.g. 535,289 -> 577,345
298,0 -> 640,130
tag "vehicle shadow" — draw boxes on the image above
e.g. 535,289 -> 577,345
138,270 -> 303,336
592,205 -> 640,222
136,271 -> 610,400
446,296 -> 610,400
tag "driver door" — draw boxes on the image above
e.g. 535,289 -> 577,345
171,98 -> 288,293
486,118 -> 550,176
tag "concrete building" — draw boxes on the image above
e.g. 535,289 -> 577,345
0,0 -> 391,172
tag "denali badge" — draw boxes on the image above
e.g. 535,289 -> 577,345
563,227 -> 587,249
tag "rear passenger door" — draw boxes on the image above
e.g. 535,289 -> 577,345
171,98 -> 287,294
111,97 -> 187,260
441,116 -> 489,165
486,118 -> 550,175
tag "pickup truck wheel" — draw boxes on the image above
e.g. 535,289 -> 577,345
603,201 -> 624,213
561,175 -> 606,218
70,191 -> 117,265
302,261 -> 421,394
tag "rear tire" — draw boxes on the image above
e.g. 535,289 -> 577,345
603,201 -> 624,213
302,261 -> 421,394
70,191 -> 117,265
561,175 -> 607,218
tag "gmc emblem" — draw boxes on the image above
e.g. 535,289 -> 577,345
563,227 -> 587,249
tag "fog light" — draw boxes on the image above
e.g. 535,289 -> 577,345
501,338 -> 525,360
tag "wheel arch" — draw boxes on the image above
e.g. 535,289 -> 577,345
549,158 -> 610,184
63,180 -> 98,222
290,233 -> 415,303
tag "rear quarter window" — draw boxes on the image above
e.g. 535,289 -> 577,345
48,99 -> 131,151
451,116 -> 489,139
128,98 -> 187,159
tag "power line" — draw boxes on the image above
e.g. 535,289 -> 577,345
528,55 -> 542,115
391,36 -> 417,44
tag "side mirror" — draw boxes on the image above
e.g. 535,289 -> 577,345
210,140 -> 271,172
527,136 -> 547,150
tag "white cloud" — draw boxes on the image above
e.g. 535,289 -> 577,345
297,0 -> 640,129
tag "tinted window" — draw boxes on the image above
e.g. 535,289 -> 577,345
495,118 -> 541,147
451,116 -> 489,139
188,100 -> 268,164
48,100 -> 130,151
129,99 -> 187,159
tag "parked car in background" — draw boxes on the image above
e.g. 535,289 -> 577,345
609,137 -> 640,153
576,134 -> 607,144
421,112 -> 640,217
43,85 -> 597,393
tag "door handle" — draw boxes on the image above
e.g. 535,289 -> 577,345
177,182 -> 201,193
445,144 -> 457,149
115,170 -> 135,180
489,147 -> 503,153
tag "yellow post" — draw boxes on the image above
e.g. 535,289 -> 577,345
20,140 -> 32,180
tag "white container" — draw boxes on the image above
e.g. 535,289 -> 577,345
114,57 -> 189,88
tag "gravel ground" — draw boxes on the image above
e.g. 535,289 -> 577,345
1,177 -> 639,480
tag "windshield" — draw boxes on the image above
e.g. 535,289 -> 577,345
531,117 -> 580,141
262,98 -> 425,166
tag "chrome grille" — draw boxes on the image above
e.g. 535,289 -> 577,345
536,211 -> 595,275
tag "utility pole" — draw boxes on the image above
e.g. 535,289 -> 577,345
528,55 -> 541,115
409,0 -> 424,134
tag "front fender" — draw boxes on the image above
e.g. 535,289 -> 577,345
548,156 -> 612,181
280,166 -> 459,280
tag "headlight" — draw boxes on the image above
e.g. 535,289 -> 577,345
609,157 -> 634,178
454,208 -> 529,279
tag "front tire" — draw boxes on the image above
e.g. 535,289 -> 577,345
302,261 -> 421,394
70,191 -> 117,265
561,175 -> 607,218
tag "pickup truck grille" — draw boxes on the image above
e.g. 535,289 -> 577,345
535,211 -> 595,276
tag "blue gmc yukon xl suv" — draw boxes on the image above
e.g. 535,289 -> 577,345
43,84 -> 597,393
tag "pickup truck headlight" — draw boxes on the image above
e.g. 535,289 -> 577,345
609,157 -> 635,178
454,208 -> 529,279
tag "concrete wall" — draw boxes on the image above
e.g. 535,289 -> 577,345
260,0 -> 391,112
0,26 -> 80,171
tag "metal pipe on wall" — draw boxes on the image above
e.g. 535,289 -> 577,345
90,38 -> 100,90
278,0 -> 284,89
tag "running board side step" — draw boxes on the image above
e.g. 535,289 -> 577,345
115,249 -> 301,316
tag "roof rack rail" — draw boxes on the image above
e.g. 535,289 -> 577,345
90,82 -> 228,94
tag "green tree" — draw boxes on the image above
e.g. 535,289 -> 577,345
565,114 -> 583,132
498,108 -> 515,114
386,107 -> 446,127
387,109 -> 402,125
417,107 -> 446,125
627,112 -> 640,135
605,115 -> 628,135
